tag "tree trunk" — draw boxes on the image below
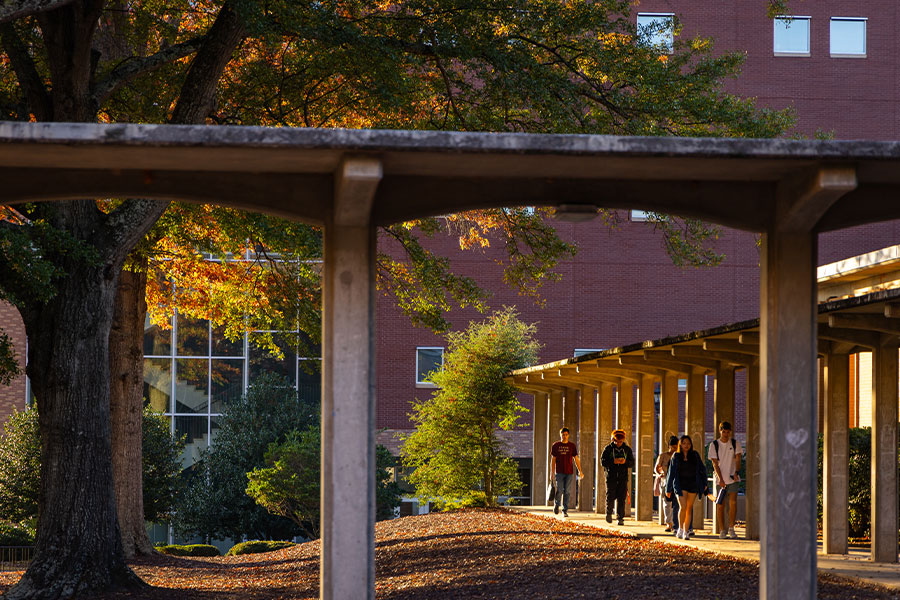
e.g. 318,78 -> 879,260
109,264 -> 152,558
6,233 -> 146,599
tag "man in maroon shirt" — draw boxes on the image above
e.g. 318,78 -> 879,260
550,428 -> 583,517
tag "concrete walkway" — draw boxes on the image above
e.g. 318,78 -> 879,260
510,505 -> 900,591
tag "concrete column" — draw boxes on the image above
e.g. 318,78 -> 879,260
547,390 -> 563,506
635,374 -> 655,521
746,365 -> 761,541
818,358 -> 826,437
596,383 -> 614,514
659,373 -> 679,524
713,365 -> 736,534
759,230 -> 818,599
321,156 -> 380,600
871,344 -> 899,563
563,387 -> 578,440
618,380 -> 634,517
579,385 -> 597,512
686,368 -> 706,529
823,353 -> 849,555
531,392 -> 549,506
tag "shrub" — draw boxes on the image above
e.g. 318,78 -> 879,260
155,544 -> 220,557
0,520 -> 35,546
226,540 -> 296,556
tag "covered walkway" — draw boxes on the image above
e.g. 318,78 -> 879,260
509,505 -> 900,591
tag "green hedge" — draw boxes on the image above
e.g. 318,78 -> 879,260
226,540 -> 296,556
155,543 -> 220,557
0,520 -> 34,546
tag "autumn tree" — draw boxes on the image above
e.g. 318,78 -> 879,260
0,0 -> 793,597
401,307 -> 539,508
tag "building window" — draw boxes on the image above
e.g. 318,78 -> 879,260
416,347 -> 443,387
630,210 -> 649,222
574,349 -> 604,358
830,17 -> 866,57
773,16 -> 811,56
637,13 -> 674,53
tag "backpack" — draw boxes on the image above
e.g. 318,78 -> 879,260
711,438 -> 736,458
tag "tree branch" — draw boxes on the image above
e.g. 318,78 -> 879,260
101,199 -> 170,264
0,0 -> 74,23
92,36 -> 206,106
169,2 -> 247,125
0,22 -> 51,120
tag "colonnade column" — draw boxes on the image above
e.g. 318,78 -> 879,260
321,157 -> 381,600
686,368 -> 706,530
547,390 -> 563,506
713,365 -> 735,534
531,392 -> 549,506
746,365 -> 760,541
563,387 -> 578,440
618,380 -> 634,517
871,343 -> 898,563
759,229 -> 818,599
659,373 -> 679,524
579,385 -> 597,512
596,383 -> 614,514
823,353 -> 849,554
635,374 -> 655,521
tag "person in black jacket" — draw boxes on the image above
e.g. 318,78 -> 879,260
665,434 -> 708,540
600,429 -> 634,526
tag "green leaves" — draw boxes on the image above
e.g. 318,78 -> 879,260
401,307 -> 538,508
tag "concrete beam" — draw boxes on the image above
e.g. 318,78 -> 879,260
828,313 -> 900,335
740,332 -> 760,345
776,166 -> 857,233
704,339 -> 760,355
577,363 -> 642,382
620,355 -> 691,375
818,325 -> 880,349
644,349 -> 718,371
884,303 -> 900,318
673,345 -> 758,366
334,157 -> 382,226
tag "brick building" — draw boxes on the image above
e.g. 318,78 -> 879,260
2,2 -> 899,490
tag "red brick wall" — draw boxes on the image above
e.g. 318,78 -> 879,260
0,301 -> 27,425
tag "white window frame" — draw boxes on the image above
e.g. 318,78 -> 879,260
830,17 -> 867,58
574,348 -> 605,358
416,346 -> 444,388
637,13 -> 675,54
773,16 -> 811,57
631,210 -> 650,222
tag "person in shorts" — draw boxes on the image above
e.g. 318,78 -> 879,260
708,421 -> 743,539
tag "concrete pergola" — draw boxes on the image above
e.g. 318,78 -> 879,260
3,121 -> 900,599
510,287 -> 900,562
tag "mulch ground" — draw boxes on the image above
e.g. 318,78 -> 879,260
1,508 -> 896,599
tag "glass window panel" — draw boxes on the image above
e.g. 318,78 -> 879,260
637,14 -> 674,53
297,358 -> 322,406
209,416 -> 222,448
176,316 -> 209,357
143,358 -> 172,413
249,333 -> 297,387
416,347 -> 443,384
175,358 -> 209,414
830,18 -> 866,55
144,315 -> 171,356
774,17 -> 810,54
210,359 -> 244,414
175,416 -> 208,469
211,325 -> 243,357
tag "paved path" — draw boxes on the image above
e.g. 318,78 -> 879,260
510,505 -> 900,590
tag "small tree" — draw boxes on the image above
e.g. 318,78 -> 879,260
142,408 -> 185,523
0,409 -> 40,525
246,428 -> 402,538
173,374 -> 317,542
401,307 -> 539,508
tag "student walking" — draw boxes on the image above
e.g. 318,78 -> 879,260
600,429 -> 634,526
550,427 -> 583,517
665,434 -> 708,540
709,421 -> 743,539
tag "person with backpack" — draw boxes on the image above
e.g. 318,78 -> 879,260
600,429 -> 634,526
654,435 -> 680,532
665,434 -> 708,540
708,421 -> 743,539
